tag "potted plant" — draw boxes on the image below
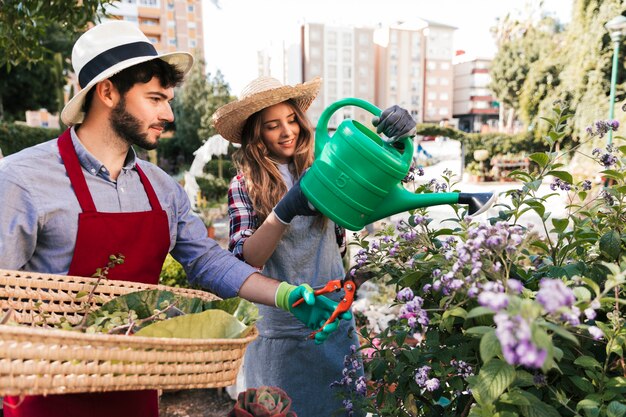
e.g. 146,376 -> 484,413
228,386 -> 297,417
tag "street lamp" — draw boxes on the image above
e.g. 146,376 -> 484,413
604,15 -> 626,144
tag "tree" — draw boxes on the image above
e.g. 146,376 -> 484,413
0,24 -> 74,122
0,0 -> 115,69
170,57 -> 233,163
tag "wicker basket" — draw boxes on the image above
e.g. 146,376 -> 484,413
0,269 -> 258,396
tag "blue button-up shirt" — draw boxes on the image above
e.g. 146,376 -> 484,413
0,127 -> 255,298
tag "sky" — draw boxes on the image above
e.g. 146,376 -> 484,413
202,0 -> 573,94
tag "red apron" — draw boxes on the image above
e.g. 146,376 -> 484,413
4,129 -> 171,417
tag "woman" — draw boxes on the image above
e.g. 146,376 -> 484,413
212,76 -> 415,416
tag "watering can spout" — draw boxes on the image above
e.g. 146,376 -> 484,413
366,187 -> 496,224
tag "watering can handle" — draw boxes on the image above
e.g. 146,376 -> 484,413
315,98 -> 382,158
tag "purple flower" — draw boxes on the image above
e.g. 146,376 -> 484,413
588,326 -> 604,340
424,378 -> 440,391
536,279 -> 575,314
397,288 -> 414,302
478,291 -> 509,311
494,312 -> 547,369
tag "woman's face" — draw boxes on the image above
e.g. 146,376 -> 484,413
259,102 -> 301,164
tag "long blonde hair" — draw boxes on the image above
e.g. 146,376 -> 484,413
232,99 -> 315,224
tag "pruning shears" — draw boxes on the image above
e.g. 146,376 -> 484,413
291,270 -> 374,339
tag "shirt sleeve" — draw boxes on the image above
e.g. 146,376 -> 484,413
0,167 -> 40,270
167,177 -> 257,299
227,174 -> 259,260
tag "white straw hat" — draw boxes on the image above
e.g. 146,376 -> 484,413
212,76 -> 322,143
61,20 -> 194,125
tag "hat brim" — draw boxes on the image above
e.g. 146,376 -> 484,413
61,52 -> 193,126
212,77 -> 322,143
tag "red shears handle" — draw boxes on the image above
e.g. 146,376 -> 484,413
292,279 -> 356,338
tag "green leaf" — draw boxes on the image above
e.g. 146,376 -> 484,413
540,322 -> 579,345
574,356 -> 602,370
569,375 -> 595,393
601,169 -> 624,181
599,230 -> 621,260
607,401 -> 626,417
480,329 -> 502,363
135,309 -> 253,339
551,218 -> 569,234
517,390 -> 561,417
577,398 -> 600,414
443,306 -> 468,320
470,359 -> 516,405
466,306 -> 496,319
465,326 -> 495,336
547,170 -> 573,184
528,152 -> 550,168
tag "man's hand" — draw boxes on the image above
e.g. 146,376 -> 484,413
273,175 -> 317,225
275,282 -> 352,344
372,105 -> 417,143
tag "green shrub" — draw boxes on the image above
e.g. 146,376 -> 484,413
0,122 -> 61,156
196,176 -> 229,202
159,254 -> 192,288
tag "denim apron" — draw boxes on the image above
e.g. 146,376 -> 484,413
243,214 -> 362,417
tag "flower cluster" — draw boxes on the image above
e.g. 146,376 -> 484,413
592,145 -> 618,168
494,312 -> 547,369
330,345 -> 366,416
450,359 -> 474,378
414,365 -> 440,392
586,119 -> 619,138
396,287 -> 429,334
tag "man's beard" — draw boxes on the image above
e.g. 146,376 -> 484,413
110,97 -> 160,150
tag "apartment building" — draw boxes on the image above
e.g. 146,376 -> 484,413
105,0 -> 204,57
300,23 -> 376,128
375,20 -> 455,124
452,57 -> 499,133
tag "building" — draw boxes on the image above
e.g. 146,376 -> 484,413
375,20 -> 455,124
452,57 -> 499,133
25,109 -> 61,129
105,0 -> 204,57
300,23 -> 377,128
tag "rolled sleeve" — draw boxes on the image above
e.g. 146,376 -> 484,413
227,175 -> 258,260
167,180 -> 257,298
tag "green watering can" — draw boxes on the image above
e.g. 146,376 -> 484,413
300,98 -> 495,231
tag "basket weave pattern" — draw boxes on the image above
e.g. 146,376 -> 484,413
0,269 -> 258,396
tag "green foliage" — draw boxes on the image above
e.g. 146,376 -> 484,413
159,254 -> 191,288
136,308 -> 254,339
0,0 -> 114,69
196,176 -> 229,202
342,103 -> 626,416
0,122 -> 60,156
170,57 -> 233,163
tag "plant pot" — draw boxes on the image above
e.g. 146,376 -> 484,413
207,226 -> 215,239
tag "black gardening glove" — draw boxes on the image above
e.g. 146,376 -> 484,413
273,176 -> 317,224
458,192 -> 497,216
372,105 -> 417,143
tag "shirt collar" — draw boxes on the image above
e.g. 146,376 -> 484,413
70,126 -> 138,179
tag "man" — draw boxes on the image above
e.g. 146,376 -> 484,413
0,21 -> 347,417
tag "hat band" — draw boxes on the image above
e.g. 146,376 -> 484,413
78,41 -> 158,88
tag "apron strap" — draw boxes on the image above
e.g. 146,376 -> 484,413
135,164 -> 163,211
58,129 -> 97,213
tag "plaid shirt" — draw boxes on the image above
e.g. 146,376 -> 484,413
227,173 -> 346,261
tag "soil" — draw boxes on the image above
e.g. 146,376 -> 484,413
160,388 -> 235,417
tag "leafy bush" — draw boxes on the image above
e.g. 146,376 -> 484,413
196,176 -> 229,202
335,103 -> 626,416
0,122 -> 61,156
159,254 -> 192,288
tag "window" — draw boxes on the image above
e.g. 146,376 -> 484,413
327,48 -> 337,61
188,22 -> 196,29
327,31 -> 337,44
439,107 -> 449,116
427,92 -> 436,100
342,33 -> 352,47
342,48 -> 351,63
411,95 -> 419,105
168,39 -> 177,46
426,77 -> 436,86
343,81 -> 351,94
440,62 -> 450,70
427,61 -> 436,70
359,33 -> 369,46
440,92 -> 449,100
327,64 -> 337,78
342,66 -> 352,78
440,77 -> 449,86
187,4 -> 194,12
189,39 -> 196,48
359,67 -> 368,77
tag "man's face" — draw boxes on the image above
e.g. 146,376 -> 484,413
110,77 -> 174,150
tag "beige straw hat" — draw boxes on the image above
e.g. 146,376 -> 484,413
212,76 -> 322,143
61,20 -> 193,125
